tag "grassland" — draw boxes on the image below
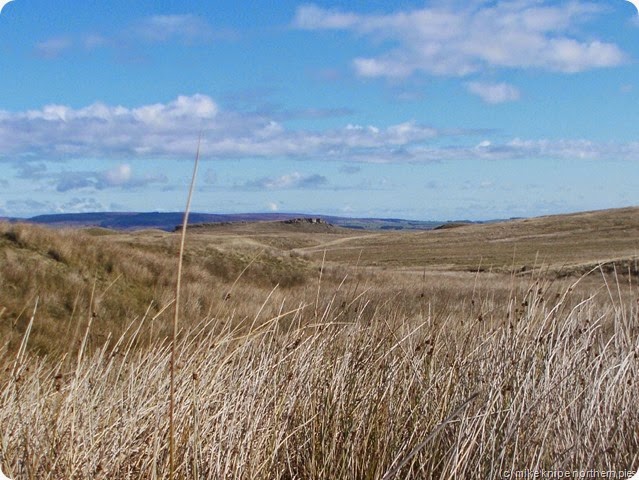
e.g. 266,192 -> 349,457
0,207 -> 638,478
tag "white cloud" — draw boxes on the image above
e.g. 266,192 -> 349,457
1,94 -> 639,166
53,164 -> 167,192
131,94 -> 218,125
0,94 -> 218,159
83,34 -> 108,50
466,82 -> 521,104
59,197 -> 107,213
103,164 -> 132,186
458,137 -> 639,161
246,172 -> 328,190
293,4 -> 359,30
33,14 -> 232,62
3,197 -> 108,216
293,2 -> 626,77
34,37 -> 74,59
0,95 -> 439,161
133,14 -> 216,44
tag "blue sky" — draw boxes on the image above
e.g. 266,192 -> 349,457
1,0 -> 638,220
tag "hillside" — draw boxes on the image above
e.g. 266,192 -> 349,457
294,206 -> 639,275
1,207 -> 638,477
167,206 -> 639,275
0,221 -> 315,356
1,206 -> 638,357
15,211 -> 444,231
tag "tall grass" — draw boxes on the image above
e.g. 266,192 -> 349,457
0,266 -> 637,478
170,135 -> 200,480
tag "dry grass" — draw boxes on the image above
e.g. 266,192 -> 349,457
0,270 -> 638,478
294,206 -> 639,274
0,222 -> 312,357
1,210 -> 638,478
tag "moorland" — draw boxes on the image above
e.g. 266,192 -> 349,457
0,206 -> 638,478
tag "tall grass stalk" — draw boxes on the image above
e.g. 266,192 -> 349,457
381,392 -> 479,480
170,136 -> 201,480
12,297 -> 37,379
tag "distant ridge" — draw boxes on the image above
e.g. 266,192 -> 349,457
6,211 -> 445,232
14,207 -> 635,232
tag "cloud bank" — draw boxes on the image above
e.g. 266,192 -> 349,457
1,94 -> 638,166
293,1 -> 626,77
0,94 -> 440,162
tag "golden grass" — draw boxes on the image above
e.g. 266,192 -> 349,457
0,208 -> 638,478
0,222 -> 312,357
0,269 -> 638,478
294,206 -> 639,273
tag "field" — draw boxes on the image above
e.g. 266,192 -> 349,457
1,207 -> 638,479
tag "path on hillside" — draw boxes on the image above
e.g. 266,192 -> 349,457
294,232 -> 385,253
294,230 -> 429,253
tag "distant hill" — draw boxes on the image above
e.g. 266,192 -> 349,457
7,211 -> 446,231
290,206 -> 639,274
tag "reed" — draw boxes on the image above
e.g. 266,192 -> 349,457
170,136 -> 201,480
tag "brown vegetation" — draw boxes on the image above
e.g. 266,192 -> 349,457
0,208 -> 638,478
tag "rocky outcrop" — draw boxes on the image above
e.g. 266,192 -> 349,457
282,217 -> 327,225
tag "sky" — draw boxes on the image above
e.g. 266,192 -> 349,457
0,0 -> 638,221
